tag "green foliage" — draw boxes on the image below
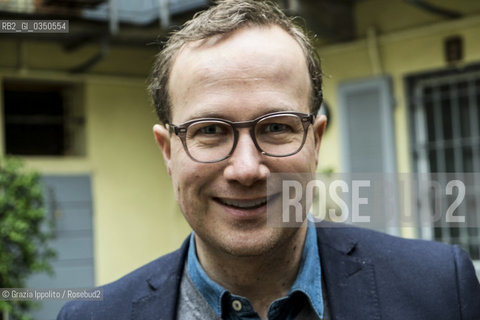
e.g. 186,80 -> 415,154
0,158 -> 55,320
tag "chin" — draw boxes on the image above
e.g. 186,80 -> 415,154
215,228 -> 283,257
222,243 -> 272,257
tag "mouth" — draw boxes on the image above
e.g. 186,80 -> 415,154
214,194 -> 279,210
216,197 -> 267,209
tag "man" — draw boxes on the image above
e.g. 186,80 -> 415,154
58,1 -> 480,319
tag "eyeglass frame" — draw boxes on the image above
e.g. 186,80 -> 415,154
167,111 -> 316,163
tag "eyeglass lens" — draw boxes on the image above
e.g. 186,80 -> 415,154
184,114 -> 306,162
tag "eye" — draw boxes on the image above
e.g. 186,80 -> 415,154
264,123 -> 289,133
199,124 -> 225,135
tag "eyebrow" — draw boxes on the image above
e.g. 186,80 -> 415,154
180,105 -> 300,123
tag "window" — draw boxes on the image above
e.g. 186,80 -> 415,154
408,66 -> 480,260
2,80 -> 85,156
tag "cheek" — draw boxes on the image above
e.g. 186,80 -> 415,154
169,151 -> 192,203
169,151 -> 214,208
170,167 -> 197,215
302,133 -> 319,169
169,142 -> 193,184
283,148 -> 317,174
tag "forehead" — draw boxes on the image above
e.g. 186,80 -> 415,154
168,25 -> 311,122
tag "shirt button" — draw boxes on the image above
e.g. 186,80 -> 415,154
232,299 -> 242,312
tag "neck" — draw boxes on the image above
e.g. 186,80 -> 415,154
195,222 -> 308,319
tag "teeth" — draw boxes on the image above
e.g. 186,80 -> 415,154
221,198 -> 267,209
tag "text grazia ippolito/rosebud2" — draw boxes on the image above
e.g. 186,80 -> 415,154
0,288 -> 103,301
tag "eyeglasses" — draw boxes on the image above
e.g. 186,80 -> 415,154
168,111 -> 315,163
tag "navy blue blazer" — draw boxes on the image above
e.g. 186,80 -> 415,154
57,222 -> 480,319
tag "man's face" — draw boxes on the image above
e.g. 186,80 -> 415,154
154,25 -> 326,257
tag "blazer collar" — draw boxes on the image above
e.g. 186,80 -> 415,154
316,221 -> 381,320
131,237 -> 189,320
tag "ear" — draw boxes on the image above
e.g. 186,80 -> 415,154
312,114 -> 327,167
153,124 -> 172,175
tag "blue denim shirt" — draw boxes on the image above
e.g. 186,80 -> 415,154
187,221 -> 323,319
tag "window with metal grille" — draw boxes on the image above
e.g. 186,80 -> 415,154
2,80 -> 85,156
408,66 -> 480,261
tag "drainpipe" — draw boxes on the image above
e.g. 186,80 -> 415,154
366,26 -> 383,75
159,0 -> 170,29
109,0 -> 118,34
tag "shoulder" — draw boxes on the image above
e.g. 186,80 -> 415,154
314,221 -> 478,287
57,238 -> 189,320
316,220 -> 459,263
316,221 -> 480,317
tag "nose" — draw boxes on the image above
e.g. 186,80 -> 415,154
223,129 -> 269,186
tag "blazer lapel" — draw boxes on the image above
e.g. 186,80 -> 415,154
131,238 -> 190,320
316,223 -> 381,320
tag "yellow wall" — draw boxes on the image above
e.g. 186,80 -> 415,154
85,79 -> 190,284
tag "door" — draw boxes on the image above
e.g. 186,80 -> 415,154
26,175 -> 95,320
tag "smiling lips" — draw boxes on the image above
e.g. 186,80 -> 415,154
218,197 -> 267,209
215,194 -> 278,210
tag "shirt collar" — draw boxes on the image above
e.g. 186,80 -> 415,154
187,233 -> 227,316
187,219 -> 324,318
288,219 -> 324,318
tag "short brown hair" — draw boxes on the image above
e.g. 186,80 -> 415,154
149,0 -> 323,124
